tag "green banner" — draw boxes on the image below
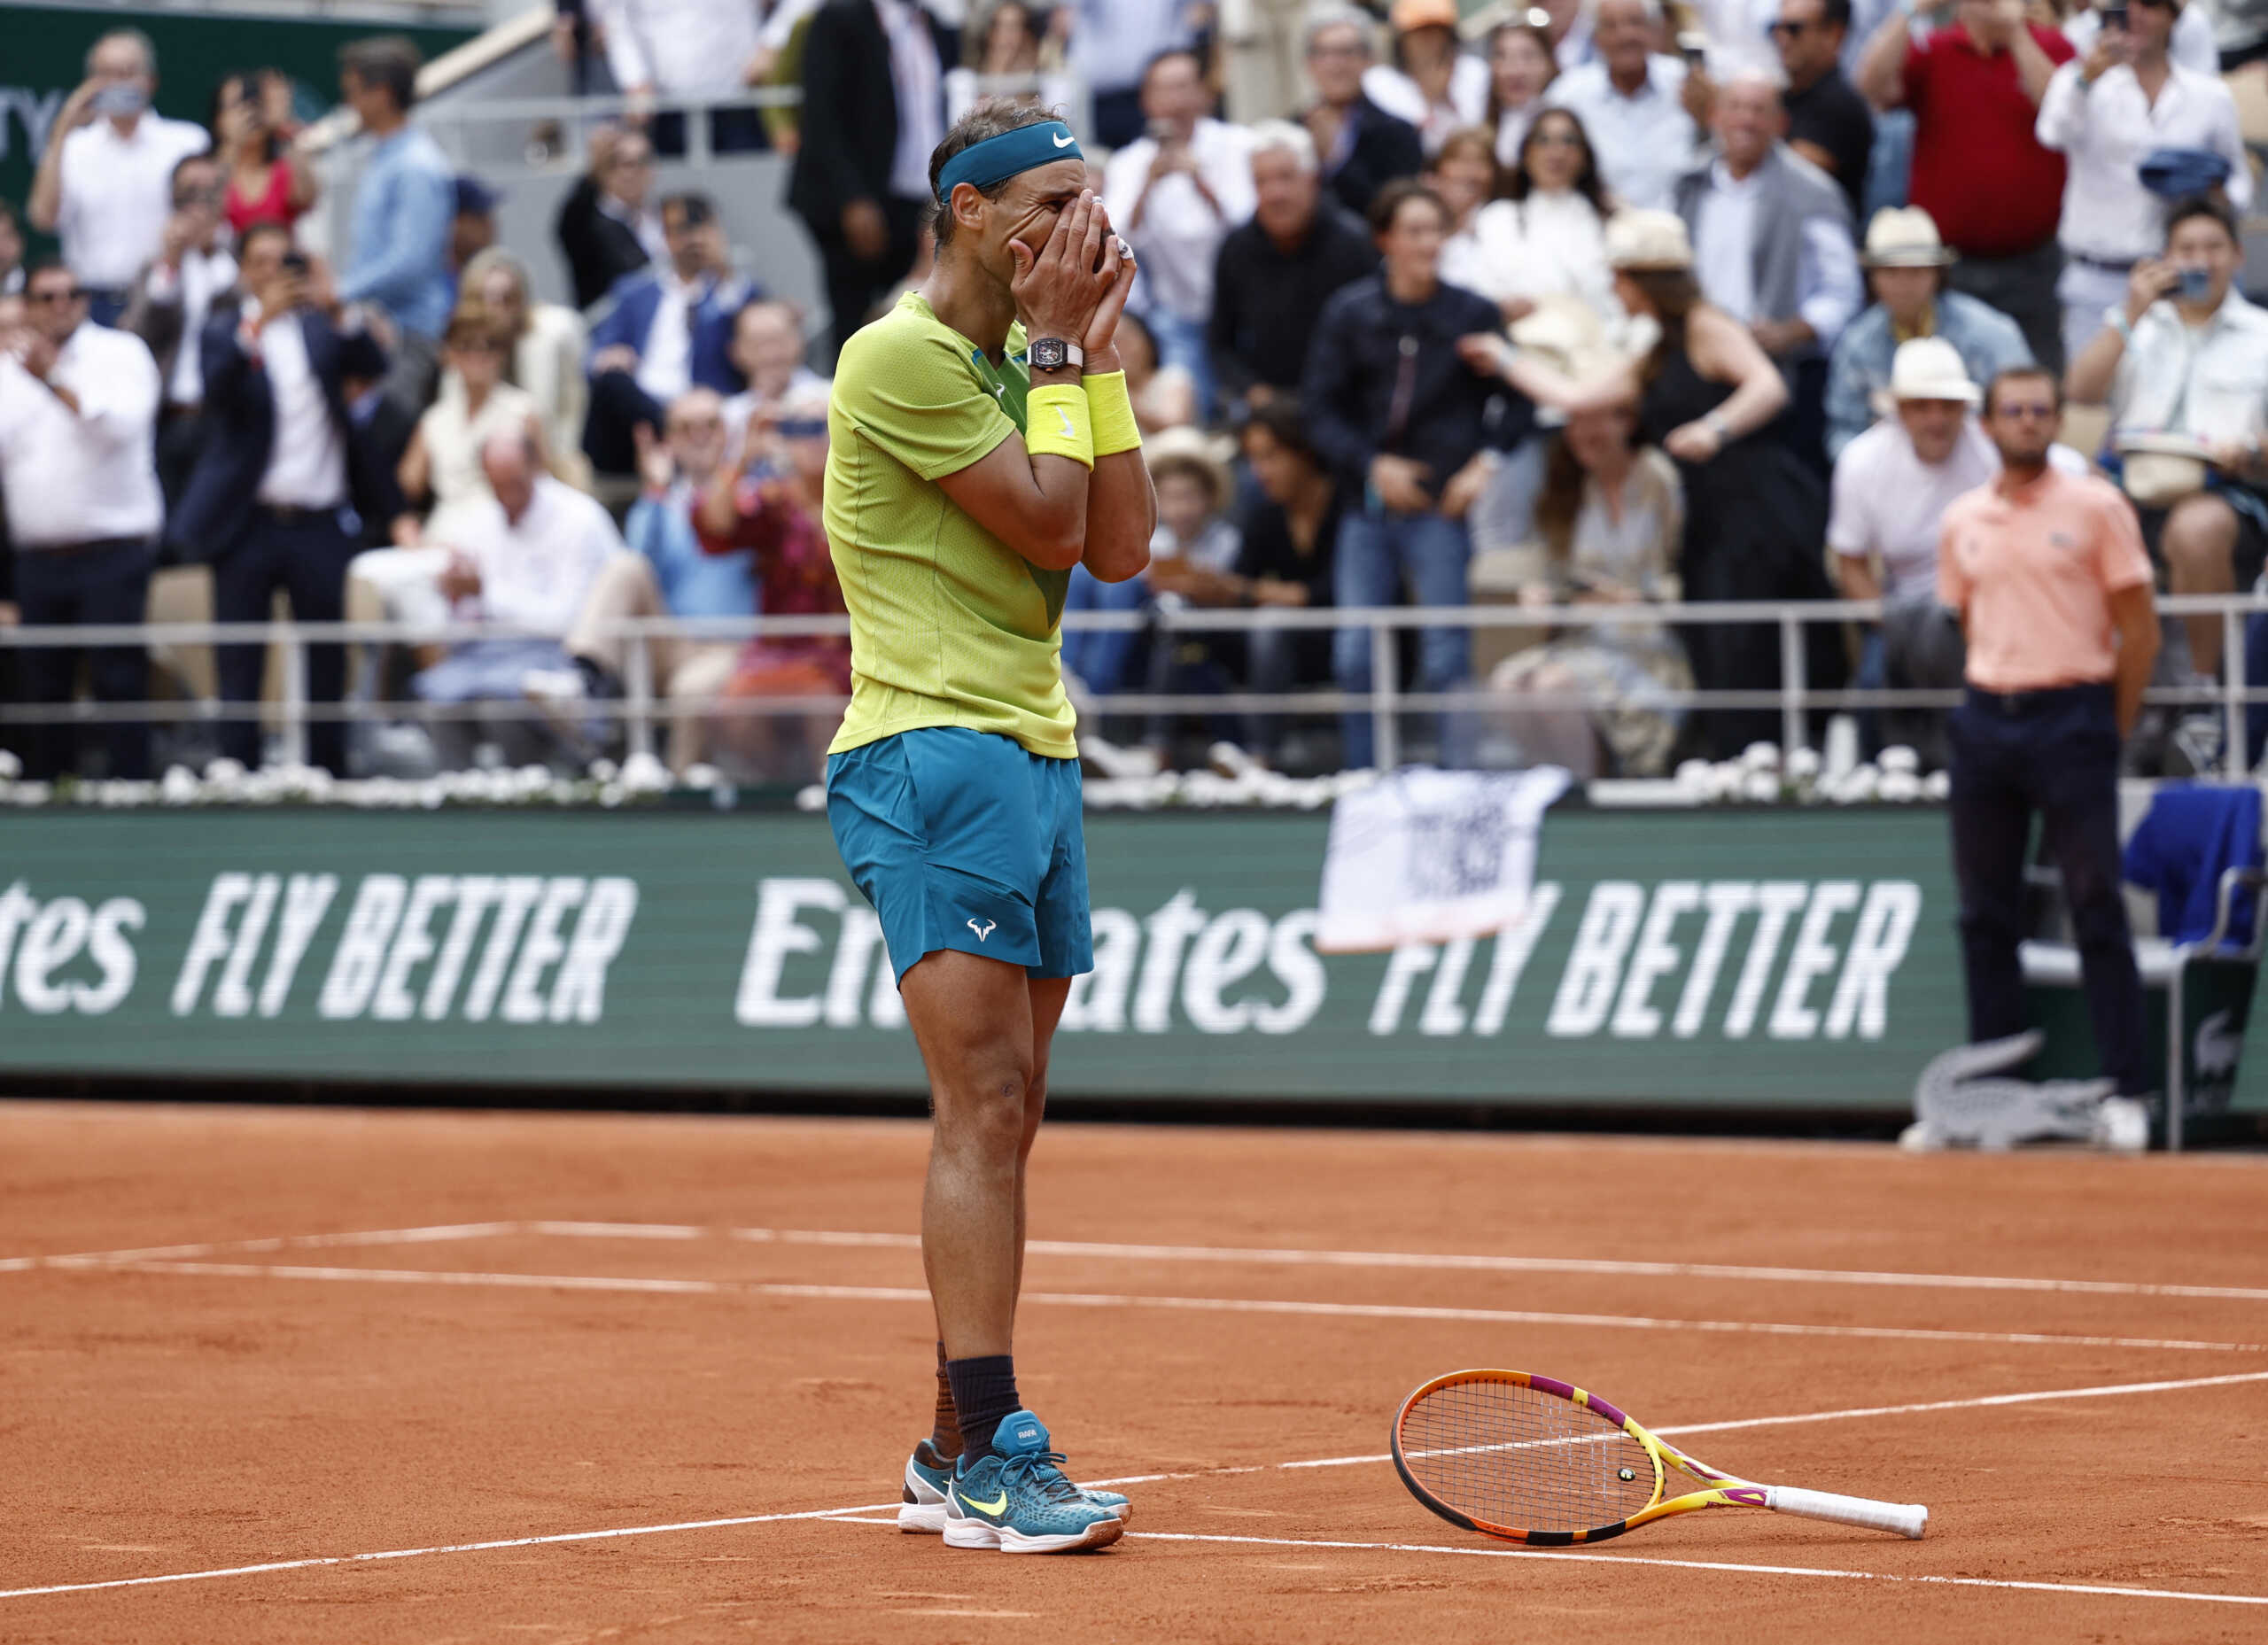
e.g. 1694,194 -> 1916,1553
0,805 -> 2030,1110
1,3 -> 475,260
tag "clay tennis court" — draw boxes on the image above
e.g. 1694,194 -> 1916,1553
4,1098 -> 2266,1642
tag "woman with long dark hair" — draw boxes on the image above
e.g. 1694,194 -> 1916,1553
1464,105 -> 1617,324
1464,210 -> 1835,755
211,70 -> 316,235
1484,21 -> 1557,169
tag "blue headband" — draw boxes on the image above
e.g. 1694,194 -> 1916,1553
934,120 -> 1084,202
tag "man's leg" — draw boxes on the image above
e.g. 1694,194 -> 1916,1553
82,540 -> 156,780
2163,493 -> 2240,677
1947,700 -> 2037,1045
280,516 -> 360,776
12,549 -> 84,780
565,551 -> 672,687
2038,691 -> 2151,1094
209,530 -> 278,770
1332,508 -> 1397,770
1402,510 -> 1474,766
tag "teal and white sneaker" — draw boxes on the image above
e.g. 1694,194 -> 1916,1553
942,1411 -> 1125,1553
900,1437 -> 1131,1533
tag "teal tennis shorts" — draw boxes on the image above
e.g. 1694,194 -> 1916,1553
825,726 -> 1093,983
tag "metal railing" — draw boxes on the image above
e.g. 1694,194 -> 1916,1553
4,594 -> 2265,779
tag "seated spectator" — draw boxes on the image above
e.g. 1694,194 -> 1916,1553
1855,0 -> 2076,371
2036,0 -> 2249,373
1490,400 -> 1691,778
2070,197 -> 2268,705
721,297 -> 829,443
0,199 -> 22,296
0,260 -> 163,780
1472,209 -> 1837,757
1117,313 -> 1200,435
1829,336 -> 1996,757
592,0 -> 769,157
529,388 -> 752,771
120,151 -> 238,518
212,70 -> 316,237
395,311 -> 548,545
1543,0 -> 1701,212
170,223 -> 394,775
28,29 -> 212,326
581,192 -> 751,480
1460,108 -> 1619,323
458,246 -> 589,480
338,36 -> 455,413
414,432 -> 625,766
1061,427 -> 1243,724
1484,19 -> 1560,168
555,124 -> 664,312
1208,120 -> 1379,418
1306,179 -> 1526,769
1102,47 -> 1256,415
1675,63 -> 1859,466
1432,128 -> 1507,303
695,382 -> 851,783
1226,399 -> 1344,767
1366,0 -> 1493,154
1301,6 -> 1428,221
1773,0 -> 1875,221
1826,207 -> 2033,461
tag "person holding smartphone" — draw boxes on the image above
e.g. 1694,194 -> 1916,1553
2037,0 -> 2248,372
27,29 -> 212,327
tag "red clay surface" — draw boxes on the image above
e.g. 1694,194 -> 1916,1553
4,1098 -> 2267,1642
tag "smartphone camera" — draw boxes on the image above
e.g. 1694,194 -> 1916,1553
2101,4 -> 2130,28
2177,267 -> 2213,300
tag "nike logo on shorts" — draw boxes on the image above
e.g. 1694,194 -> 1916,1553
968,918 -> 997,943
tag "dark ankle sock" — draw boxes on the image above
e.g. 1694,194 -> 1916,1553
944,1354 -> 1019,1459
573,654 -> 622,697
929,1339 -> 963,1459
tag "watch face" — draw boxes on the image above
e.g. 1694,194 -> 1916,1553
1029,337 -> 1067,369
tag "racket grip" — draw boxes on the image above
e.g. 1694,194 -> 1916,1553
1764,1486 -> 1929,1540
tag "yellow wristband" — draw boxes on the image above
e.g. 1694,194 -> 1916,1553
1084,369 -> 1142,457
1024,383 -> 1095,469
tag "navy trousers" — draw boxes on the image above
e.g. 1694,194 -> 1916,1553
1947,682 -> 2148,1095
13,537 -> 154,780
211,508 -> 359,774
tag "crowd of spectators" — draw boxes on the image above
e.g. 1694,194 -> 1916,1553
5,0 -> 2268,788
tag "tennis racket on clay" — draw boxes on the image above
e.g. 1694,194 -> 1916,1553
1392,1370 -> 1928,1546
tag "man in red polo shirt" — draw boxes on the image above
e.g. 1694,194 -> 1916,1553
1858,0 -> 2074,371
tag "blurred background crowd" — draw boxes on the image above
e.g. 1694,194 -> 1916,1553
5,0 -> 2268,789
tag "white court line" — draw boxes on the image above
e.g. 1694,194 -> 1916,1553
0,1503 -> 899,1602
1122,1532 -> 2268,1609
9,1368 -> 2263,1608
16,1220 -> 2268,1304
79,1261 -> 2268,1354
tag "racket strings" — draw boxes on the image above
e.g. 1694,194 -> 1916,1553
1400,1381 -> 1658,1534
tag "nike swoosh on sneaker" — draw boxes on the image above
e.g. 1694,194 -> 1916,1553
962,1490 -> 1008,1515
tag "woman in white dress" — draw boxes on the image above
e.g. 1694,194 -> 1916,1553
1484,20 -> 1557,170
458,247 -> 587,483
1465,106 -> 1619,325
392,311 -> 550,546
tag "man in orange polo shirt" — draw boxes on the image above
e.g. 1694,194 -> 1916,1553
1938,364 -> 2159,1098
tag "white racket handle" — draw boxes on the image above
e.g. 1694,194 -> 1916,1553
1764,1486 -> 1929,1540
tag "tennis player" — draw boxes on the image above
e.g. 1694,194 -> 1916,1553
821,100 -> 1154,1556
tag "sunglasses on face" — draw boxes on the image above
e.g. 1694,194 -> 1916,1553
1996,403 -> 2057,420
1532,129 -> 1583,147
175,186 -> 224,206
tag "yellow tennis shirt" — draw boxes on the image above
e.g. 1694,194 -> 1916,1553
822,291 -> 1077,760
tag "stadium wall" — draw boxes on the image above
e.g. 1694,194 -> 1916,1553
5,805 -> 2260,1119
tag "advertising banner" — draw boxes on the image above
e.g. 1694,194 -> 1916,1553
0,806 -> 2051,1111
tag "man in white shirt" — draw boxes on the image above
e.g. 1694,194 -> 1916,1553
2070,196 -> 2268,700
2037,0 -> 2249,373
1102,48 -> 1256,417
1545,0 -> 1703,211
416,431 -> 625,766
594,0 -> 768,154
1829,335 -> 1995,753
27,29 -> 212,326
719,297 -> 829,443
0,260 -> 164,780
120,152 -> 239,516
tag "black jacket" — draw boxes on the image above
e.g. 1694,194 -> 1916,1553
555,174 -> 656,311
1318,95 -> 1425,221
167,307 -> 396,560
1300,275 -> 1526,500
788,0 -> 955,236
1208,204 -> 1379,403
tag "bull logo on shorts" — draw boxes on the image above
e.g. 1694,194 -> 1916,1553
968,919 -> 997,943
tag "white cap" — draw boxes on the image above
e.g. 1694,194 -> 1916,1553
1888,336 -> 1979,406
